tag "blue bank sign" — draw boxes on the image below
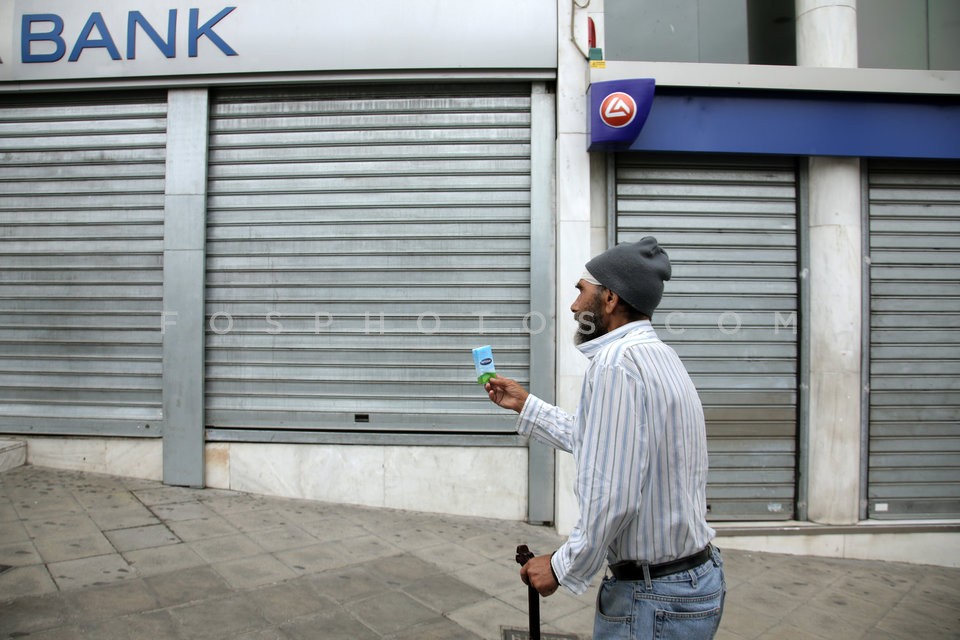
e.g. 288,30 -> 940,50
587,79 -> 656,151
0,0 -> 557,84
19,7 -> 237,63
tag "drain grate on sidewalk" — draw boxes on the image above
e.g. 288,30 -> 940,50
501,629 -> 581,640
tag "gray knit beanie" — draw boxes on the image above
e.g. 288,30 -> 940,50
585,237 -> 672,317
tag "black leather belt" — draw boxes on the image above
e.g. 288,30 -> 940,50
609,546 -> 713,581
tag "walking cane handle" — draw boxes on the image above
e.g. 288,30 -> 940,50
515,544 -> 535,565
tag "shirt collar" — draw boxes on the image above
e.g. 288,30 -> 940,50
576,319 -> 654,360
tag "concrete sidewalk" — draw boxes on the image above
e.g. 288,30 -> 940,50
1,465 -> 958,640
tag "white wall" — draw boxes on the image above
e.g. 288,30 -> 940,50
207,442 -> 528,521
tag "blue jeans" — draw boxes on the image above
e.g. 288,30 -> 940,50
593,546 -> 725,639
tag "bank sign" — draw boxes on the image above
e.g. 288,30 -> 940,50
0,0 -> 557,83
588,79 -> 656,151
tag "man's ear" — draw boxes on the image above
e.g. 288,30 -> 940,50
603,288 -> 620,314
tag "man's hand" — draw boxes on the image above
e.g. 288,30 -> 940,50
520,554 -> 559,597
484,376 -> 529,414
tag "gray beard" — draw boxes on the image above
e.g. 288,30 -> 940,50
573,310 -> 607,346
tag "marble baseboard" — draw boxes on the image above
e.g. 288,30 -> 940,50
224,442 -> 528,521
23,437 -> 161,480
718,530 -> 960,569
0,439 -> 26,472
203,441 -> 530,520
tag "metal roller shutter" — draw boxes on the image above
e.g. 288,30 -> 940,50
867,160 -> 960,519
205,84 -> 532,441
615,154 -> 799,521
0,93 -> 167,436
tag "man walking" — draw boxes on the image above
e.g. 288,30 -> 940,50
485,237 -> 725,639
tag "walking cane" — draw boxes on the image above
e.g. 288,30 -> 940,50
515,544 -> 541,640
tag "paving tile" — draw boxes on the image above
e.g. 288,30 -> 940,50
461,529 -> 534,561
86,504 -> 160,530
0,564 -> 59,600
123,477 -> 165,491
782,601 -> 876,640
170,592 -> 270,640
714,629 -> 749,640
273,503 -> 339,526
71,489 -> 142,512
550,605 -> 597,640
537,587 -> 592,626
0,538 -> 41,566
214,553 -> 299,589
854,629 -> 908,640
222,508 -> 295,533
166,513 -> 240,541
0,498 -> 19,523
298,516 -> 369,542
874,601 -> 958,639
447,596 -> 530,640
253,523 -> 318,553
47,553 -> 138,590
412,540 -> 490,573
105,523 -> 180,552
60,579 -> 159,624
11,621 -> 85,639
0,519 -> 30,543
246,577 -> 337,625
726,579 -> 807,618
273,542 -> 347,575
718,550 -> 780,588
384,524 -> 449,551
281,609 -> 380,640
343,589 -> 440,635
189,532 -> 264,563
754,623 -> 827,639
804,586 -> 892,631
716,589 -> 781,639
123,542 -> 206,577
236,628 -> 295,640
842,564 -> 918,595
306,565 -> 388,604
454,559 -> 525,597
826,573 -> 910,609
80,610 -> 181,640
12,497 -> 84,519
150,500 -> 220,522
132,485 -> 202,506
912,571 -> 960,608
404,572 -> 491,613
33,530 -> 116,563
145,565 -> 234,607
202,493 -> 275,516
389,616 -> 486,640
360,552 -> 443,586
326,533 -> 401,565
21,512 -> 102,540
0,591 -> 68,637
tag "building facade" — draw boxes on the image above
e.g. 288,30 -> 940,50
1,0 -> 957,566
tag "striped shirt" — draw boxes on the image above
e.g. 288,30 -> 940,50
517,320 -> 714,595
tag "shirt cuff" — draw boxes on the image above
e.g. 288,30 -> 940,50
515,393 -> 543,437
550,545 -> 589,595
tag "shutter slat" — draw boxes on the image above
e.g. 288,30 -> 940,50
868,159 -> 960,519
205,84 -> 532,435
616,153 -> 799,521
